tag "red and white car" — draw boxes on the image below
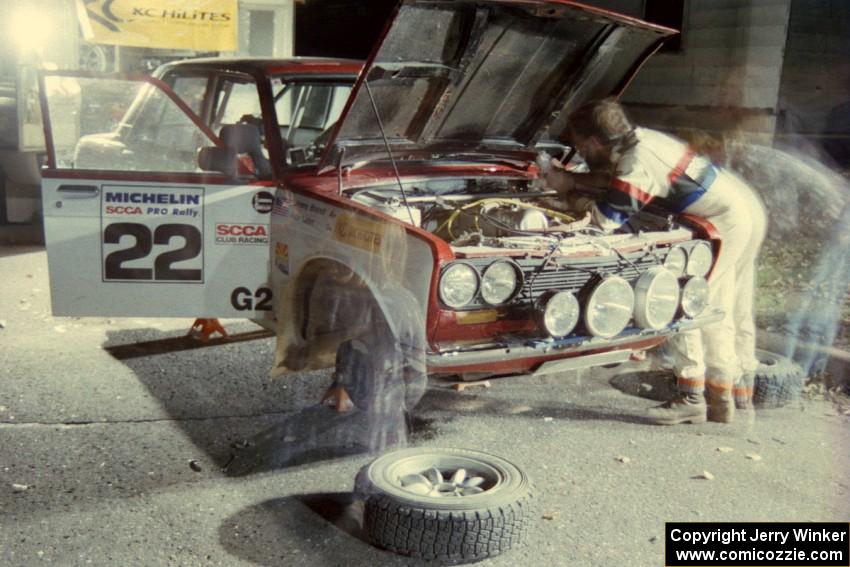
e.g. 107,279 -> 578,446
40,0 -> 721,409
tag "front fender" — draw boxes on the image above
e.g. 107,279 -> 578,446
271,253 -> 427,376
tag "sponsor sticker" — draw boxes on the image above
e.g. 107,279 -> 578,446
214,223 -> 269,245
102,186 -> 202,219
332,214 -> 385,252
272,190 -> 294,217
274,242 -> 289,274
100,185 -> 204,283
252,191 -> 274,213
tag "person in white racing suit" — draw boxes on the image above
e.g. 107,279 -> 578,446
544,98 -> 767,425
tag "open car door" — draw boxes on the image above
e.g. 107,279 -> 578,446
39,71 -> 274,318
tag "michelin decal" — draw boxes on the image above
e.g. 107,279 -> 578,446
100,185 -> 205,283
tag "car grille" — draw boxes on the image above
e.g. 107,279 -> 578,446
515,253 -> 662,302
460,249 -> 668,308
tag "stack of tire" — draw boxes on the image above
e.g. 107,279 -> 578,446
752,349 -> 807,408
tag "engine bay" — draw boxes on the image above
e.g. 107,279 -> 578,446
348,177 -> 694,256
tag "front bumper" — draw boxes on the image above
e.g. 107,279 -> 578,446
426,308 -> 723,372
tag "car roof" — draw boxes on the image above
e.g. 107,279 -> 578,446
156,56 -> 363,77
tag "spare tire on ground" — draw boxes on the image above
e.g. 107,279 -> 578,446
355,447 -> 535,564
753,349 -> 806,408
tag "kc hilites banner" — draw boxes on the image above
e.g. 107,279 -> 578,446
76,0 -> 237,51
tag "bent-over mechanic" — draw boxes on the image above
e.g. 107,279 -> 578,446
544,98 -> 767,425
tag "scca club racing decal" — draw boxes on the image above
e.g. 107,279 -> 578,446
101,186 -> 204,282
215,223 -> 269,245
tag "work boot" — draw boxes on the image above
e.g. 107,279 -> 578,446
706,386 -> 735,423
646,393 -> 707,425
734,376 -> 756,425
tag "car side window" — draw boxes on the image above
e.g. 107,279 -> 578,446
275,82 -> 352,148
214,80 -> 262,127
43,74 -> 216,172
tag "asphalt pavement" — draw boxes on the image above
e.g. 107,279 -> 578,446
1,243 -> 849,567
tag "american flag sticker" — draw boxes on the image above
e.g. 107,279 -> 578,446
272,191 -> 295,217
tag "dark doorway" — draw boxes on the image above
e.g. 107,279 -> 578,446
295,0 -> 399,59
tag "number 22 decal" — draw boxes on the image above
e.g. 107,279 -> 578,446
103,222 -> 202,282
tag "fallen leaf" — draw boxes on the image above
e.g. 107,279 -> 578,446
716,447 -> 735,453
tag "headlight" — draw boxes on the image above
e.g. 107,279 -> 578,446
584,276 -> 635,338
634,267 -> 680,330
536,290 -> 580,337
686,241 -> 713,277
480,261 -> 521,305
439,263 -> 479,308
681,276 -> 709,318
663,245 -> 687,277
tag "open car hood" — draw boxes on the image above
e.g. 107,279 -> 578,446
319,0 -> 675,171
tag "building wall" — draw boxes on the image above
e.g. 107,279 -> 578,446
237,0 -> 294,58
776,0 -> 850,137
620,0 -> 792,143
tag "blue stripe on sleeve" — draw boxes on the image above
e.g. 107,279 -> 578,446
599,203 -> 630,224
672,165 -> 717,212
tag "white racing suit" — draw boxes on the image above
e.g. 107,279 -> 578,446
588,127 -> 767,402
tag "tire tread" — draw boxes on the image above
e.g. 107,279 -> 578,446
364,490 -> 535,563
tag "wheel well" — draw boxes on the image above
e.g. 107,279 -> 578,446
289,259 -> 385,367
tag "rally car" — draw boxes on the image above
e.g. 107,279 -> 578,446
39,0 -> 721,410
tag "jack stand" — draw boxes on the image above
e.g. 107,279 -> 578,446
321,384 -> 354,413
450,380 -> 491,393
187,318 -> 229,342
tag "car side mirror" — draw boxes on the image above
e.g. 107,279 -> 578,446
198,146 -> 237,177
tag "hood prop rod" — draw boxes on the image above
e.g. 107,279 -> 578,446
364,78 -> 417,225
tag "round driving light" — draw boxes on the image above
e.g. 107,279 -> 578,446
634,267 -> 680,330
481,261 -> 521,305
584,275 -> 635,338
439,263 -> 479,308
681,276 -> 710,318
536,290 -> 580,337
663,245 -> 687,277
686,241 -> 713,277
